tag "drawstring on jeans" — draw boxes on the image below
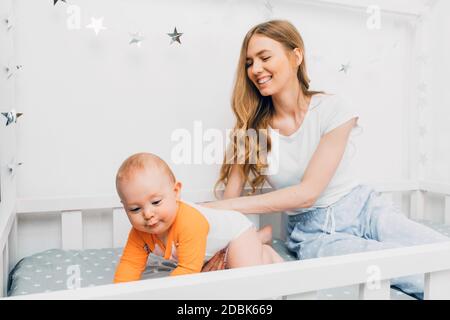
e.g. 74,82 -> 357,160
321,206 -> 336,235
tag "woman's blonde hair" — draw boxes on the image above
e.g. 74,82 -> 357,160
214,20 -> 321,197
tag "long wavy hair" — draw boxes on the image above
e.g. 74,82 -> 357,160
215,20 -> 322,197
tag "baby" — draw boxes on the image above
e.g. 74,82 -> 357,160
113,152 -> 283,283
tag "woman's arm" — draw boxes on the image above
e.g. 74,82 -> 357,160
204,118 -> 358,214
222,164 -> 245,199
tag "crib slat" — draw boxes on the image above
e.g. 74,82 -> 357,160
424,270 -> 450,299
445,196 -> 450,226
392,193 -> 404,215
8,216 -> 18,271
383,192 -> 394,203
113,208 -> 130,248
1,245 -> 8,297
284,291 -> 317,300
384,192 -> 404,215
3,243 -> 8,297
359,280 -> 390,300
61,211 -> 83,250
0,249 -> 4,297
410,190 -> 425,221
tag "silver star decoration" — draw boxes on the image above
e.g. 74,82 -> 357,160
5,65 -> 13,79
339,62 -> 351,74
54,0 -> 66,5
417,7 -> 432,21
167,27 -> 183,45
368,55 -> 381,64
393,21 -> 402,29
416,54 -> 428,65
2,110 -> 23,126
419,154 -> 428,166
86,17 -> 107,36
264,0 -> 274,14
424,0 -> 438,9
419,126 -> 427,138
407,18 -> 419,29
262,0 -> 275,19
417,97 -> 427,111
129,32 -> 144,47
417,82 -> 428,93
7,160 -> 23,177
5,64 -> 22,79
5,16 -> 13,31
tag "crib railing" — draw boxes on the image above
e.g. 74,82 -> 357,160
6,241 -> 450,300
1,180 -> 450,299
58,208 -> 130,250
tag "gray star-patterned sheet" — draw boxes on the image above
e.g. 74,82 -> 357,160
8,219 -> 450,299
7,248 -> 176,297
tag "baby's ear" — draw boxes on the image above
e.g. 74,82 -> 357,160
174,181 -> 182,199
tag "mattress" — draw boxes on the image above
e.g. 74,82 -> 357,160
8,219 -> 450,299
7,248 -> 176,297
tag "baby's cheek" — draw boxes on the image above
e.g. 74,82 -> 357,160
168,203 -> 178,221
129,215 -> 141,225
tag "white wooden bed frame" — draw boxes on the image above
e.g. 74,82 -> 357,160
1,180 -> 450,300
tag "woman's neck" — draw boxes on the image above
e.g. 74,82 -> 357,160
271,81 -> 310,122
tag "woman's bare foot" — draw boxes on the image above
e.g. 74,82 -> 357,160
257,225 -> 273,245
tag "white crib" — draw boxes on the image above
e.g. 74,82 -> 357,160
1,181 -> 450,300
1,0 -> 449,301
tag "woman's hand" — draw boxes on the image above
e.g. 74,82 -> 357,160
196,201 -> 216,208
197,199 -> 235,211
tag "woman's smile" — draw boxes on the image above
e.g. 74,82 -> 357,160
257,76 -> 272,85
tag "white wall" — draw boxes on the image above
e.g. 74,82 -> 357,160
0,0 -> 18,250
3,0 -> 449,260
6,0 -> 424,200
423,0 -> 450,183
415,0 -> 450,222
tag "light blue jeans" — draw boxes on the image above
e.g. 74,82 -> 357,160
286,185 -> 450,299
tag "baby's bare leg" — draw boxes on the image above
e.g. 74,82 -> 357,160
262,244 -> 284,264
257,225 -> 273,245
227,227 -> 283,269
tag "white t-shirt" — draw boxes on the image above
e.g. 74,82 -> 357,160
152,201 -> 254,262
265,93 -> 361,215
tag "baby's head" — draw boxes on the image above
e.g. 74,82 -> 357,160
116,152 -> 182,237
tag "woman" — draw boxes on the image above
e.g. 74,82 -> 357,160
203,20 -> 449,299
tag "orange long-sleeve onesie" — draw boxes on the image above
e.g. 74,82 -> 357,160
114,201 -> 210,283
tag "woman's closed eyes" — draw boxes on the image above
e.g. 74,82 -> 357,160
246,56 -> 271,68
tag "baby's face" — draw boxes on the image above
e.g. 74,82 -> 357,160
118,168 -> 180,239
